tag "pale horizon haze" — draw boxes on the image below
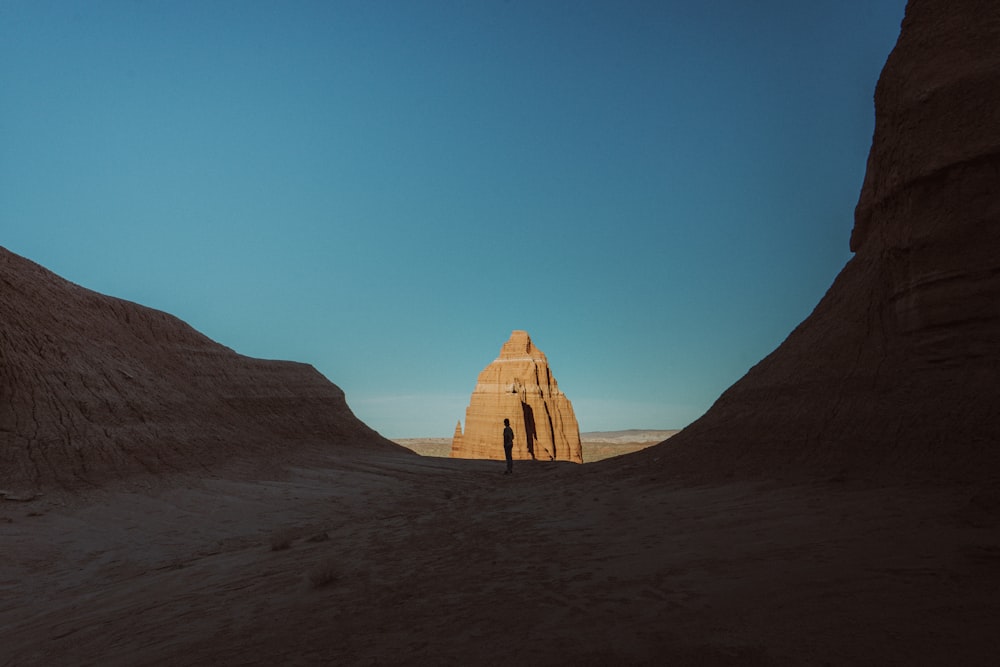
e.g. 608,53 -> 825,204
1,1 -> 906,437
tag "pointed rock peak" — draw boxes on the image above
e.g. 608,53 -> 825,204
454,421 -> 463,437
499,330 -> 545,360
452,330 -> 582,463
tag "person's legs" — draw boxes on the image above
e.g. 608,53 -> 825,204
504,446 -> 513,473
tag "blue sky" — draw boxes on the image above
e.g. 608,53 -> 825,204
1,1 -> 904,437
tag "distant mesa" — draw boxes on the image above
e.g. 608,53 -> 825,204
451,330 -> 582,463
0,246 -> 402,492
639,0 -> 1000,483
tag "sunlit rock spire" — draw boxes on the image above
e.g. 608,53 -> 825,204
451,330 -> 583,463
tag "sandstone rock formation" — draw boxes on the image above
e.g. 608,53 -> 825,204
637,0 -> 1000,483
0,246 -> 403,491
451,331 -> 582,463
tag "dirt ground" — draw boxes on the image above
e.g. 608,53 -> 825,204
2,449 -> 997,666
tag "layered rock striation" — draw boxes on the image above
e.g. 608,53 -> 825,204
0,246 -> 402,491
634,0 -> 1000,483
451,331 -> 582,463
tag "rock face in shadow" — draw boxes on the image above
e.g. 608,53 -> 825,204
451,330 -> 582,463
0,247 -> 401,491
646,0 -> 1000,482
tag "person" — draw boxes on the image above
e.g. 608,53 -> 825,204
502,418 -> 514,475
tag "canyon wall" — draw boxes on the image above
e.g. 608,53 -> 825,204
0,246 -> 402,491
636,0 -> 1000,482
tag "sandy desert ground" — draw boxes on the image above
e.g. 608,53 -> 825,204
2,445 -> 998,666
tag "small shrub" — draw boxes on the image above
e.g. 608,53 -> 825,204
307,556 -> 339,588
270,528 -> 297,551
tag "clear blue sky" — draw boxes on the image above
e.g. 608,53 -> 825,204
1,1 -> 904,437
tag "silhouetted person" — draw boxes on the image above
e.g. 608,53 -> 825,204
503,418 -> 514,474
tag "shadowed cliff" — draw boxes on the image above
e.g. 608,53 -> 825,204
636,0 -> 1000,483
0,246 -> 403,491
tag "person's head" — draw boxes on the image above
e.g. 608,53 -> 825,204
504,418 -> 510,426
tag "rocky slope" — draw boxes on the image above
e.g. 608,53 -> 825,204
451,330 -> 582,463
637,0 -> 1000,483
0,246 -> 402,491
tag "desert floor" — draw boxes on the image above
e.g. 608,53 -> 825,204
2,448 -> 998,666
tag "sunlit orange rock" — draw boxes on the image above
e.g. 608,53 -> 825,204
451,331 -> 582,463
